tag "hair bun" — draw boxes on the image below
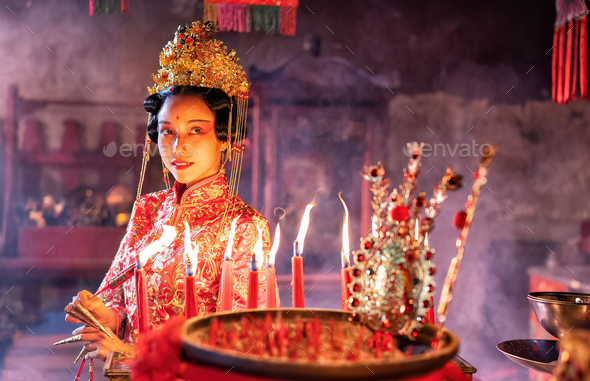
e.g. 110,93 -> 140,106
143,93 -> 164,114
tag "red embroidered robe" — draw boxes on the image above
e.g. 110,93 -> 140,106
97,171 -> 280,344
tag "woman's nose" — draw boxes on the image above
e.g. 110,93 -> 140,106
171,136 -> 180,157
173,134 -> 191,158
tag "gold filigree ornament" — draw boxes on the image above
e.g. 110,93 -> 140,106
147,21 -> 250,98
348,143 -> 463,340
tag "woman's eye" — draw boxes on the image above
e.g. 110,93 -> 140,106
190,127 -> 201,135
160,128 -> 173,135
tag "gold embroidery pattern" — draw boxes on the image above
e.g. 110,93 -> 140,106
95,174 -> 278,345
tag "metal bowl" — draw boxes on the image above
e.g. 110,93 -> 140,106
528,292 -> 590,339
181,308 -> 459,380
497,339 -> 560,374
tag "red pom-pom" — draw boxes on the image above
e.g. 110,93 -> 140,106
132,317 -> 185,381
391,205 -> 409,223
453,211 -> 467,230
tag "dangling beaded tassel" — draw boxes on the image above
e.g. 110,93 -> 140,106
136,118 -> 152,201
227,102 -> 233,161
89,359 -> 94,381
162,160 -> 171,189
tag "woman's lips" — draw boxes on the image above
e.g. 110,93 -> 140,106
172,162 -> 194,170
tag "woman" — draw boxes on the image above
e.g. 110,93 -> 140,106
66,22 -> 279,361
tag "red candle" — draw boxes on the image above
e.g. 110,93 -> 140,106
135,254 -> 149,335
248,227 -> 264,309
292,203 -> 314,308
185,274 -> 197,319
339,193 -> 352,310
219,217 -> 239,311
184,221 -> 198,319
265,266 -> 277,308
247,259 -> 259,309
292,241 -> 305,308
341,263 -> 352,310
220,260 -> 233,311
426,297 -> 435,324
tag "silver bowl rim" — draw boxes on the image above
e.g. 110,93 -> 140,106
527,291 -> 590,305
496,339 -> 560,374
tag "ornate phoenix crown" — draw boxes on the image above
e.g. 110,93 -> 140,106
148,21 -> 250,98
348,142 -> 462,338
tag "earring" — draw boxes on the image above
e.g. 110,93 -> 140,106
162,160 -> 171,189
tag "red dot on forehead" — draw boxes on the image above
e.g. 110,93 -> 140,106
176,115 -> 179,120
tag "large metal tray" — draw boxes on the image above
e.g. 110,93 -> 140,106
182,308 -> 459,380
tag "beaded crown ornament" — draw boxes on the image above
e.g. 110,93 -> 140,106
348,142 -> 462,338
147,21 -> 250,98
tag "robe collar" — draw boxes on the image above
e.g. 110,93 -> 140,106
172,169 -> 228,205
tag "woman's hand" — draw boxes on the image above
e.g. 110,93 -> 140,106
65,290 -> 118,332
73,325 -> 132,362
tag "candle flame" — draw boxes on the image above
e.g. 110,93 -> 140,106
139,225 -> 176,267
338,192 -> 350,266
415,218 -> 420,240
371,215 -> 379,238
254,227 -> 265,269
267,222 -> 280,267
223,216 -> 240,261
424,232 -> 429,248
183,221 -> 199,274
295,202 -> 315,255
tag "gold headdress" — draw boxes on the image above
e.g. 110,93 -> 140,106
147,21 -> 250,97
137,21 -> 250,207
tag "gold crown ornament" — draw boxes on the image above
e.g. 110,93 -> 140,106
148,21 -> 250,98
348,143 -> 462,339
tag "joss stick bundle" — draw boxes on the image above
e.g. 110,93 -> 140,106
206,313 -> 404,362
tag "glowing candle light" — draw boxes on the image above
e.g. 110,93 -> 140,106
293,202 -> 314,308
220,217 -> 239,311
339,192 -> 352,310
139,225 -> 176,267
248,227 -> 264,309
266,222 -> 280,308
184,221 -> 199,319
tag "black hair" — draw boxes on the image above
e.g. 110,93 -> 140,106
143,86 -> 240,144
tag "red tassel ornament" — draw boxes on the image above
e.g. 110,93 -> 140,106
552,0 -> 588,104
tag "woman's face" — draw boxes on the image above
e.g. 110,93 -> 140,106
157,95 -> 228,187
